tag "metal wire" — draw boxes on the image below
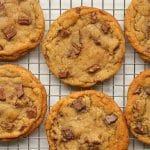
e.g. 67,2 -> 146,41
0,0 -> 150,149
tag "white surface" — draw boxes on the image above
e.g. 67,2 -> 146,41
0,0 -> 150,149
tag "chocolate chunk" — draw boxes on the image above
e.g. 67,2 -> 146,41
133,88 -> 141,95
105,114 -> 118,125
0,45 -> 3,50
0,86 -> 6,101
72,43 -> 82,51
145,87 -> 150,95
18,16 -> 31,25
61,128 -> 74,141
88,141 -> 100,150
67,43 -> 82,58
72,97 -> 86,111
91,12 -> 97,24
59,29 -> 71,38
76,7 -> 81,14
87,64 -> 100,73
134,122 -> 148,134
58,71 -> 70,79
3,26 -> 17,40
101,23 -> 110,34
26,107 -> 37,119
92,38 -> 101,45
67,48 -> 81,58
85,140 -> 100,150
15,84 -> 24,98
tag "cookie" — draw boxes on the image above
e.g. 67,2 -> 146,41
45,90 -> 129,150
125,0 -> 150,62
0,64 -> 47,141
125,70 -> 150,144
42,6 -> 125,87
0,0 -> 44,60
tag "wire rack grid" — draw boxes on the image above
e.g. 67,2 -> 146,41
0,0 -> 150,150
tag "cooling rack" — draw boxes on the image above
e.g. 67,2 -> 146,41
0,0 -> 150,149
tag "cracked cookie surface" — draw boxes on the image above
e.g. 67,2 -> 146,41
45,90 -> 129,150
42,6 -> 125,87
125,0 -> 150,62
0,64 -> 47,141
125,70 -> 150,144
0,0 -> 44,60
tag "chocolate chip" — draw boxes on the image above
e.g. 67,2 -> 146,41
0,86 -> 6,101
15,84 -> 24,98
61,128 -> 74,141
87,64 -> 100,73
0,45 -> 3,50
145,87 -> 150,95
72,97 -> 86,111
133,88 -> 141,95
59,29 -> 71,38
18,16 -> 31,25
105,114 -> 118,125
91,12 -> 97,24
101,23 -> 110,34
26,107 -> 37,119
76,7 -> 81,14
58,71 -> 70,79
134,122 -> 148,135
2,26 -> 17,40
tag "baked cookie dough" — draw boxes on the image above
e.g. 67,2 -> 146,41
125,70 -> 150,144
0,0 -> 44,60
42,6 -> 125,87
0,64 -> 47,141
45,90 -> 129,150
125,0 -> 150,62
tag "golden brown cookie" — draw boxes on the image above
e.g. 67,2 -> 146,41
45,90 -> 129,150
125,70 -> 150,144
0,64 -> 47,141
42,6 -> 125,87
0,0 -> 44,60
125,0 -> 150,62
